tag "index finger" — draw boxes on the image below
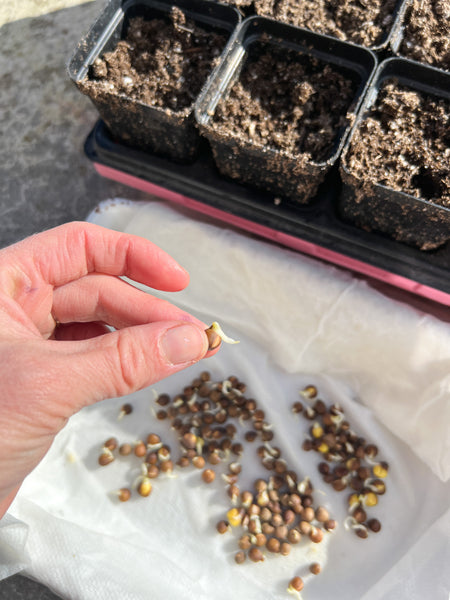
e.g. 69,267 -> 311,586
3,221 -> 190,291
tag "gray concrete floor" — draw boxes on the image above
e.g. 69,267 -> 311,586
0,1 -> 147,597
0,0 -> 147,250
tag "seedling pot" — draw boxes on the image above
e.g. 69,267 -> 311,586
196,17 -> 376,203
68,0 -> 240,162
339,58 -> 450,251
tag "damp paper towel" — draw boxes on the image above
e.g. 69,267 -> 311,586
1,198 -> 449,600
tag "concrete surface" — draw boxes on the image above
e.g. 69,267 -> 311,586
0,1 -> 147,597
0,0 -> 148,250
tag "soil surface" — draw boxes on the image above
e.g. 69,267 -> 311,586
211,42 -> 357,163
252,0 -> 398,47
343,80 -> 450,207
85,9 -> 227,112
399,0 -> 450,71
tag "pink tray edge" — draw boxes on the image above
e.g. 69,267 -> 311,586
94,162 -> 450,308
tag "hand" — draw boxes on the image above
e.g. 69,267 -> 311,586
0,221 -> 215,517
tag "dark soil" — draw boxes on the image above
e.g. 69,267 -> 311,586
399,0 -> 450,71
211,42 -> 357,163
252,0 -> 398,47
84,8 -> 227,113
343,80 -> 450,207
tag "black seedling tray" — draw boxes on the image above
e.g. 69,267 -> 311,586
85,120 -> 450,303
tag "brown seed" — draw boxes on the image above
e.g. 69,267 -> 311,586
205,326 -> 222,350
355,526 -> 369,539
274,525 -> 288,539
182,432 -> 197,449
177,456 -> 190,468
303,507 -> 315,522
156,409 -> 168,420
245,430 -> 258,442
283,509 -> 296,525
367,518 -> 382,533
248,547 -> 265,562
332,478 -> 347,492
262,522 -> 275,535
119,443 -> 132,456
365,444 -> 378,459
299,521 -> 312,535
146,433 -> 161,446
315,506 -> 329,522
288,576 -> 304,592
292,401 -> 303,414
192,456 -> 206,469
202,469 -> 215,483
104,437 -> 118,451
309,527 -> 324,543
156,393 -> 170,406
160,460 -> 174,473
309,562 -> 321,575
216,520 -> 230,534
280,542 -> 291,556
302,439 -> 313,451
255,533 -> 267,547
98,452 -> 114,466
287,528 -> 302,544
350,476 -> 364,492
119,403 -> 133,417
147,465 -> 160,478
358,466 -> 371,480
232,442 -> 243,456
346,457 -> 361,471
234,551 -> 246,564
301,385 -> 317,399
352,505 -> 366,522
239,535 -> 252,550
318,462 -> 330,475
117,488 -> 131,502
266,537 -> 281,553
325,519 -> 337,531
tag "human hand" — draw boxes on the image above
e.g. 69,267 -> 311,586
0,222 -> 216,517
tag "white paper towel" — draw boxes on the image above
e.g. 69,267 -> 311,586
1,198 -> 449,600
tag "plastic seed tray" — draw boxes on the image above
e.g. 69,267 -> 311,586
84,119 -> 450,305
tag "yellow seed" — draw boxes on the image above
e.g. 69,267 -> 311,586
137,479 -> 152,497
317,442 -> 329,453
373,463 -> 388,478
348,493 -> 361,508
311,422 -> 324,438
227,508 -> 243,527
363,492 -> 378,507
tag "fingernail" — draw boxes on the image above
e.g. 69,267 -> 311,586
160,324 -> 207,365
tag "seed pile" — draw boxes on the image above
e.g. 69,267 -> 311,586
294,385 -> 387,538
98,425 -> 176,499
155,371 -> 334,572
97,372 -> 335,594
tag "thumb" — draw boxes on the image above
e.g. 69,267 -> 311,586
54,321 -> 211,411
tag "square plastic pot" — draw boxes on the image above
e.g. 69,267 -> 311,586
339,57 -> 450,251
68,0 -> 240,162
196,17 -> 377,203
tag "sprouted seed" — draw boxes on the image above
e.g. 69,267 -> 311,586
287,576 -> 304,597
205,322 -> 240,350
117,488 -> 131,502
118,403 -> 133,420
